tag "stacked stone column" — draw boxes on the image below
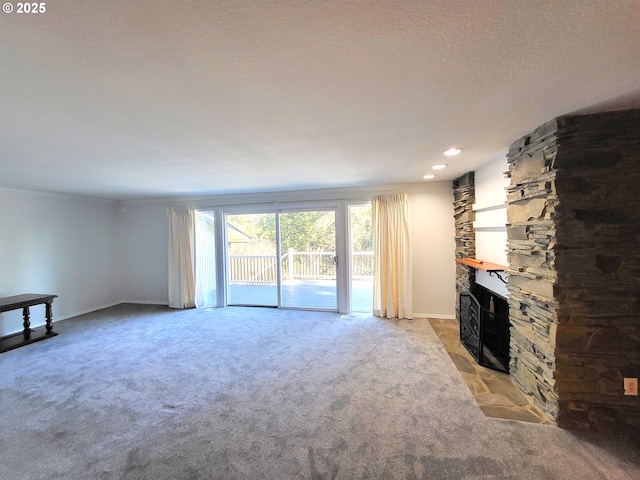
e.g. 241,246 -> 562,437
507,109 -> 640,431
506,121 -> 560,420
453,173 -> 475,322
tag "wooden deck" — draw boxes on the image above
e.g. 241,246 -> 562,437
204,279 -> 373,312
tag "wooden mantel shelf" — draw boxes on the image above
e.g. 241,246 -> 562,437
456,257 -> 508,272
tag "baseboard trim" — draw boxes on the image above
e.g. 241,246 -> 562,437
56,301 -> 124,321
39,300 -> 168,325
413,313 -> 456,320
120,300 -> 169,306
1,300 -> 124,337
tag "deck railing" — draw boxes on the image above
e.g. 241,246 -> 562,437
228,251 -> 373,285
228,255 -> 279,285
352,251 -> 374,279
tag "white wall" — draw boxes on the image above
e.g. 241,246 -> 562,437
118,202 -> 169,304
0,189 -> 120,335
474,155 -> 509,211
118,182 -> 457,318
0,182 -> 456,333
473,155 -> 510,296
408,183 -> 456,318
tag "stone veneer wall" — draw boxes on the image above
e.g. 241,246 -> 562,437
453,172 -> 475,321
506,109 -> 640,431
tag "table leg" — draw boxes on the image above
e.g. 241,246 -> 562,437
22,306 -> 31,336
45,301 -> 54,334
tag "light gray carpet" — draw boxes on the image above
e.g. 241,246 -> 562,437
0,304 -> 638,479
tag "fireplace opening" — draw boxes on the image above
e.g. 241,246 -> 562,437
459,285 -> 510,373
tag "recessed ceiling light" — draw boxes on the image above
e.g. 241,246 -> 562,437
423,174 -> 436,180
444,147 -> 464,156
432,163 -> 447,170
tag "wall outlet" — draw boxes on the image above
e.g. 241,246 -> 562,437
624,378 -> 638,396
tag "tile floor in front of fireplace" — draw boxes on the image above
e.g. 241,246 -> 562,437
429,318 -> 552,425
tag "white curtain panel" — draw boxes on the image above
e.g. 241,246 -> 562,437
372,193 -> 413,319
167,206 -> 197,309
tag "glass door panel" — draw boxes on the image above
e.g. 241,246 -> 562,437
349,204 -> 373,312
226,213 -> 278,307
195,212 -> 217,306
279,210 -> 337,310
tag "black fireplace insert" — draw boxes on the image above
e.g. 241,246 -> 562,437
459,285 -> 510,373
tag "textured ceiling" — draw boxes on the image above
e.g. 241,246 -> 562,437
1,0 -> 640,200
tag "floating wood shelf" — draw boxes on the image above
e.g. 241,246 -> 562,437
456,258 -> 509,284
456,257 -> 508,272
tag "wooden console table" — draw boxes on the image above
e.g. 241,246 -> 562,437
0,294 -> 58,353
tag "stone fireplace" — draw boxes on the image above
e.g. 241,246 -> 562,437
460,284 -> 510,373
452,109 -> 640,431
506,109 -> 640,431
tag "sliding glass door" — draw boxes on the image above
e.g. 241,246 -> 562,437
224,209 -> 337,310
198,201 -> 369,313
226,213 -> 278,307
279,210 -> 337,310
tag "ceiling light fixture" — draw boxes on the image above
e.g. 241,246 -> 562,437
432,163 -> 447,170
423,174 -> 436,180
444,147 -> 464,156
